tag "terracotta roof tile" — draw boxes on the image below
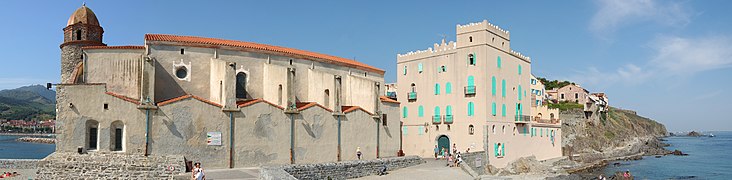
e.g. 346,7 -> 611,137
157,94 -> 222,108
342,106 -> 374,115
379,96 -> 399,104
105,92 -> 140,104
237,99 -> 284,110
145,34 -> 384,75
296,102 -> 333,112
82,45 -> 145,50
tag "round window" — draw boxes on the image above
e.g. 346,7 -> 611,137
175,67 -> 188,79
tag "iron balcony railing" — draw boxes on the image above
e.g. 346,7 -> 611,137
464,86 -> 476,95
432,115 -> 441,124
444,115 -> 453,123
408,92 -> 417,100
514,115 -> 531,122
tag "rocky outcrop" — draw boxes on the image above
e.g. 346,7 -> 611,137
15,137 -> 56,144
562,107 -> 668,164
687,131 -> 702,137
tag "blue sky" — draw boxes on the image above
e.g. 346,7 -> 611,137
0,1 -> 730,131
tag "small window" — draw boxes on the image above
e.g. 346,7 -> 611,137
469,36 -> 473,42
440,66 -> 446,72
75,30 -> 82,40
445,83 -> 452,94
418,106 -> 424,117
103,103 -> 109,110
469,125 -> 474,135
497,56 -> 502,68
492,37 -> 495,42
468,54 -> 476,65
575,93 -> 579,99
175,66 -> 188,79
492,125 -> 496,134
180,49 -> 185,54
289,59 -> 293,65
501,42 -> 505,47
402,107 -> 408,118
382,114 -> 388,126
435,83 -> 440,95
403,66 -> 407,75
502,125 -> 506,134
418,63 -> 423,73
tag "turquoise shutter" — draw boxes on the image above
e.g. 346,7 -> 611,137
491,102 -> 497,116
418,106 -> 424,117
445,83 -> 452,94
518,65 -> 522,75
468,102 -> 474,116
418,63 -> 423,72
403,107 -> 408,118
435,83 -> 440,95
494,143 -> 498,156
518,85 -> 522,100
502,79 -> 506,97
502,144 -> 505,156
497,56 -> 502,68
468,76 -> 475,87
501,104 -> 506,117
403,66 -> 407,75
491,76 -> 497,96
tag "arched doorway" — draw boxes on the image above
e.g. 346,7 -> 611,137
437,135 -> 450,156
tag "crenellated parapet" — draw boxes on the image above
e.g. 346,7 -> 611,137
509,49 -> 531,62
456,20 -> 510,40
397,39 -> 457,61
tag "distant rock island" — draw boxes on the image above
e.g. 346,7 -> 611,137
687,131 -> 702,137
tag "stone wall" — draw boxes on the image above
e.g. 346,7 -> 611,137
36,152 -> 186,179
261,156 -> 425,180
0,159 -> 39,169
459,151 -> 486,176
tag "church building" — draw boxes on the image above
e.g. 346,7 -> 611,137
53,4 -> 400,170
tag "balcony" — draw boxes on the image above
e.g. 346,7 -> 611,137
444,115 -> 453,124
464,86 -> 476,95
408,92 -> 417,101
514,115 -> 531,123
432,115 -> 441,124
533,118 -> 560,124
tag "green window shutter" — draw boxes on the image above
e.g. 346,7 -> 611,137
435,83 -> 440,95
403,126 -> 408,136
494,143 -> 498,157
467,76 -> 475,87
403,107 -> 408,118
418,126 -> 424,135
501,104 -> 506,117
418,63 -> 423,73
501,79 -> 506,97
446,106 -> 453,119
491,76 -> 497,96
497,56 -> 502,68
518,85 -> 522,100
403,66 -> 407,75
469,102 -> 475,116
518,65 -> 522,75
418,106 -> 424,117
502,144 -> 505,156
523,127 -> 527,136
491,102 -> 497,116
541,128 -> 544,137
445,83 -> 452,94
434,106 -> 440,116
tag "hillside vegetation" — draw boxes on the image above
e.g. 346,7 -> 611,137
0,85 -> 56,120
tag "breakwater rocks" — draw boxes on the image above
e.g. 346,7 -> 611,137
261,156 -> 425,180
15,137 -> 55,144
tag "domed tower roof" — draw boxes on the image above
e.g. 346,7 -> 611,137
66,4 -> 99,26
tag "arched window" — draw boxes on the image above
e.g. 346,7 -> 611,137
492,125 -> 496,134
75,30 -> 82,40
434,106 -> 441,120
469,125 -> 475,135
418,63 -> 423,73
403,66 -> 407,75
501,104 -> 506,117
236,72 -> 248,99
411,83 -> 416,92
513,127 -> 517,136
469,36 -> 473,42
501,79 -> 506,97
278,85 -> 283,106
445,105 -> 453,123
502,125 -> 506,134
491,102 -> 497,116
467,102 -> 475,116
110,121 -> 125,151
491,76 -> 497,96
324,89 -> 330,108
418,105 -> 424,117
518,65 -> 522,75
445,83 -> 452,94
440,66 -> 446,72
86,120 -> 99,150
468,54 -> 476,65
435,83 -> 440,95
497,56 -> 502,68
550,113 -> 555,120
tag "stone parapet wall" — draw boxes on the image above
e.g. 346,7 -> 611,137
36,152 -> 186,179
459,151 -> 487,176
261,156 -> 425,180
0,159 -> 40,169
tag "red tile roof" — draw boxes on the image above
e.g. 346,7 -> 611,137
105,92 -> 140,104
342,106 -> 374,115
82,45 -> 145,50
157,94 -> 222,108
237,99 -> 284,110
296,102 -> 333,112
380,96 -> 399,104
144,34 -> 384,75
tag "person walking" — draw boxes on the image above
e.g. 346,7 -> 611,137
192,162 -> 205,180
434,145 -> 439,160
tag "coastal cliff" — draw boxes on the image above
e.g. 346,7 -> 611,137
561,107 -> 669,170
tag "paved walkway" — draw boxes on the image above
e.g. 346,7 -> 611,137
356,158 -> 474,180
175,167 -> 259,180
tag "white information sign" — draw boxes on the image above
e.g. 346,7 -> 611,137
207,132 -> 222,146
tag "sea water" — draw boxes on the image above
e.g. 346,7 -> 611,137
0,135 -> 55,159
603,131 -> 732,180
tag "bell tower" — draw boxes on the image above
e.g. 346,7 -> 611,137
60,4 -> 105,83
